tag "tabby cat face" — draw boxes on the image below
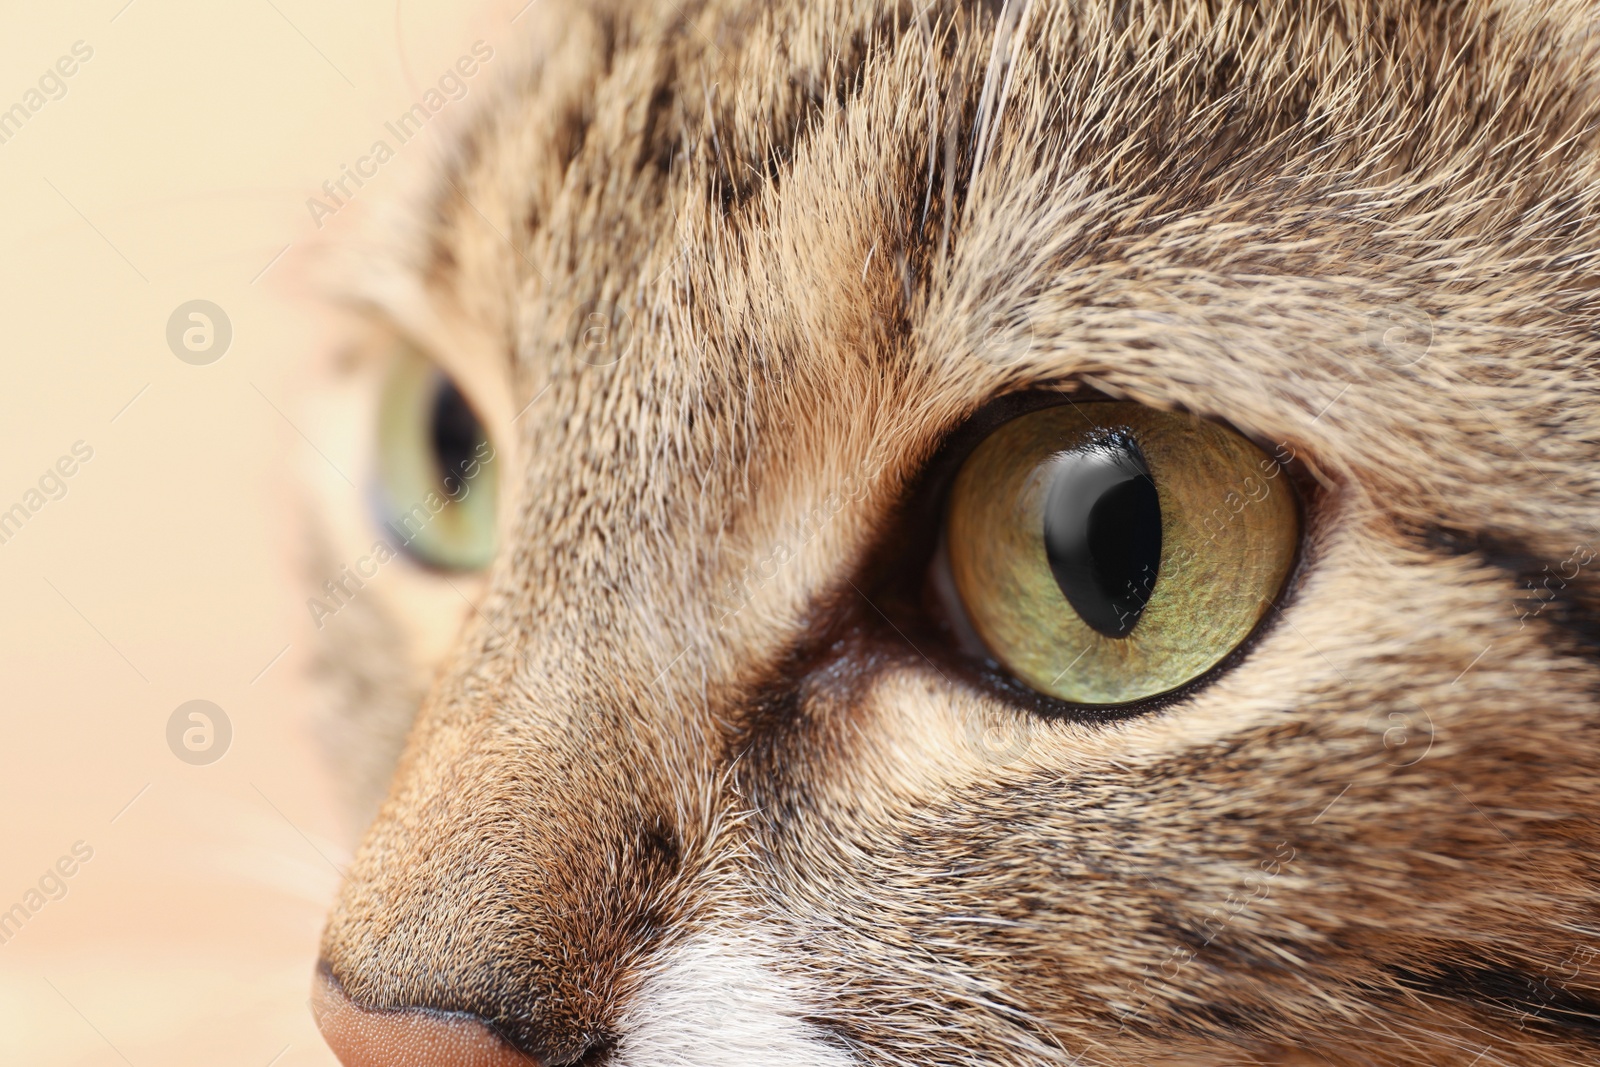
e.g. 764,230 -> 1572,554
307,1 -> 1600,1064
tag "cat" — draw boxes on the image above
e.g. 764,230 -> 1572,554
303,0 -> 1600,1064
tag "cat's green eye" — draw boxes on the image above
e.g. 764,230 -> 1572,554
374,342 -> 499,571
945,403 -> 1297,706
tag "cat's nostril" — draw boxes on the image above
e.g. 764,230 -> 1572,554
313,966 -> 541,1067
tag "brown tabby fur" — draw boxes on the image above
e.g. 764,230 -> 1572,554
309,0 -> 1600,1063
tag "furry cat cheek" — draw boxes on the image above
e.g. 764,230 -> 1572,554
310,0 -> 1600,1061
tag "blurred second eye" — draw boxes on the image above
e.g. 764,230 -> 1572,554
373,341 -> 499,571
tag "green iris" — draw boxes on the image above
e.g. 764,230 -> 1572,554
374,342 -> 499,571
946,403 -> 1297,705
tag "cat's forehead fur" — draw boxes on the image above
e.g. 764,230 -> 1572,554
319,0 -> 1600,1064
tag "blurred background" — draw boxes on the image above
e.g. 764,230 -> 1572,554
0,2 -> 523,1062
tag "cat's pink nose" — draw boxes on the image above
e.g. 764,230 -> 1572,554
313,968 -> 538,1067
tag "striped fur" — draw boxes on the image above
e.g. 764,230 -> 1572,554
310,0 -> 1600,1063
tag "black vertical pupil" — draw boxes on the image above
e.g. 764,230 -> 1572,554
429,375 -> 481,485
1042,437 -> 1162,638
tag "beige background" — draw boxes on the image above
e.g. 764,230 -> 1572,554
0,2 -> 524,1063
